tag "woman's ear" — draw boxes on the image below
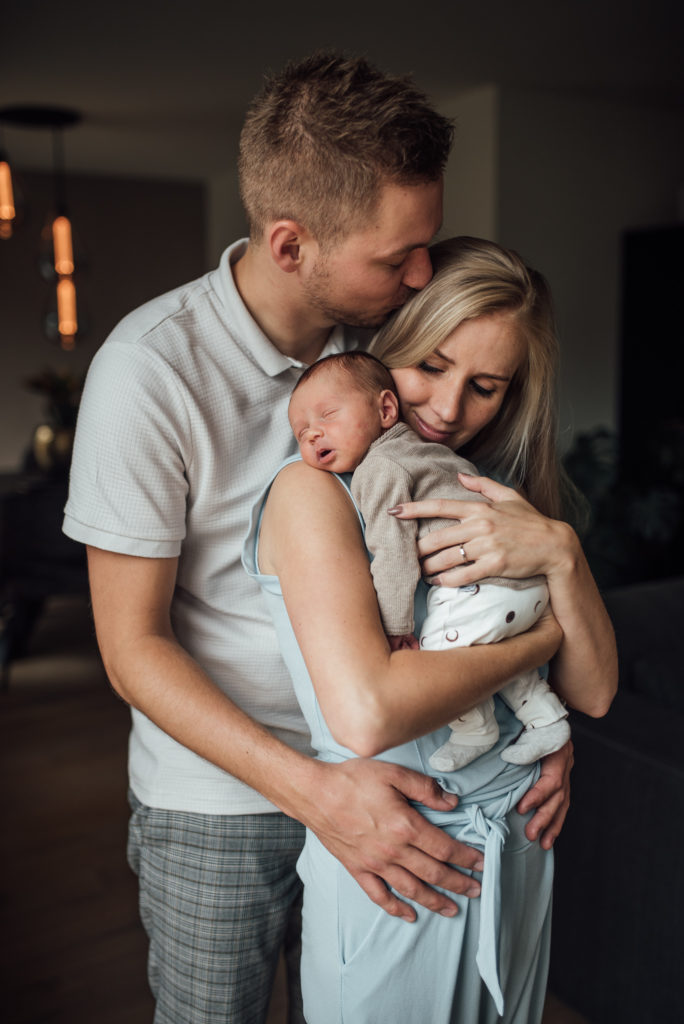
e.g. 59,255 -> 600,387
379,389 -> 400,428
269,221 -> 315,273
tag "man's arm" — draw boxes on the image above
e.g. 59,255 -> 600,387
517,740 -> 574,848
87,545 -> 486,921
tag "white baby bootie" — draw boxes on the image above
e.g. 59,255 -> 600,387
429,737 -> 497,772
500,718 -> 571,765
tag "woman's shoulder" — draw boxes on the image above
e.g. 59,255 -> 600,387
267,463 -> 361,540
260,461 -> 362,572
269,459 -> 352,507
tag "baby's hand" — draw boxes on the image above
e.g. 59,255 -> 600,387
388,633 -> 420,651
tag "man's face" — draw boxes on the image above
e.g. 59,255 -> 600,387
300,179 -> 443,329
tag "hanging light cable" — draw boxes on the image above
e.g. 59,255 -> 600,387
49,123 -> 78,348
51,126 -> 74,275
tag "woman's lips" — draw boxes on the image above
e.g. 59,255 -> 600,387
412,413 -> 453,444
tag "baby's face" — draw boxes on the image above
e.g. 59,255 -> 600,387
289,372 -> 384,473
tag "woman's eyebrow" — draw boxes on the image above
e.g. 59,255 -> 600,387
477,371 -> 513,382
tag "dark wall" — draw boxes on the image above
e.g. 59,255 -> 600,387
0,169 -> 206,470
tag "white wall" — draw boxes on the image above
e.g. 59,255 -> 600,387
496,88 -> 684,445
441,85 -> 499,241
206,167 -> 248,266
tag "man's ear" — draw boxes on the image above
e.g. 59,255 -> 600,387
269,220 -> 316,273
379,389 -> 400,428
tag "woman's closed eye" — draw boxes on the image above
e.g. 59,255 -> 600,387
417,360 -> 497,397
471,380 -> 497,398
417,360 -> 444,375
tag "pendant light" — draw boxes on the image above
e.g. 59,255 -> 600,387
0,105 -> 83,350
0,124 -> 17,240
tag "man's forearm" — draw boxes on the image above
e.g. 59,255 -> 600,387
99,628 -> 489,920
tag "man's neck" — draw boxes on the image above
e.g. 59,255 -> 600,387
232,241 -> 334,365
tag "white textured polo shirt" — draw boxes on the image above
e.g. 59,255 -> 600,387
64,239 -> 360,813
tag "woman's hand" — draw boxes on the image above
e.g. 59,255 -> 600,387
392,471 -> 618,717
392,473 -> 572,587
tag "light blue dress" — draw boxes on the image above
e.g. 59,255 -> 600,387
242,457 -> 553,1024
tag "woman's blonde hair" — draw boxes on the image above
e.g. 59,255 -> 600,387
370,236 -> 569,519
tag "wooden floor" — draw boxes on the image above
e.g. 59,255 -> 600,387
1,595 -> 587,1023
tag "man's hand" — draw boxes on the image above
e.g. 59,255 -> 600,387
517,740 -> 574,849
305,758 -> 484,922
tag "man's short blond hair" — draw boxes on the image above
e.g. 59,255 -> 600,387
239,52 -> 453,246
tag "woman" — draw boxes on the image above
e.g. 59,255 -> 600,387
243,237 -> 617,1023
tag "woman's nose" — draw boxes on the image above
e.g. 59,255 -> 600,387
401,248 -> 433,291
432,382 -> 463,425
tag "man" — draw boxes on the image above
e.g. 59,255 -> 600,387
64,53 -> 570,1023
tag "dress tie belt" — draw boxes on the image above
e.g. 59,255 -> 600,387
422,766 -> 538,1016
460,802 -> 510,1015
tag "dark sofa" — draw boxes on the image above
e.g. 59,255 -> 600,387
549,576 -> 684,1024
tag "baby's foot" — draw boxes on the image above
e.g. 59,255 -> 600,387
429,740 -> 496,772
500,718 -> 571,765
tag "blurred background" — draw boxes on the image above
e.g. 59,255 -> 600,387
2,0 -> 683,585
1,3 -> 683,1022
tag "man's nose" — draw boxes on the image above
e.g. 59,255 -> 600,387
401,248 -> 433,291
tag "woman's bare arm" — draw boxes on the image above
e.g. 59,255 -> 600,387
259,461 -> 563,757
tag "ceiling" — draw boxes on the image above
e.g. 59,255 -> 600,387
3,0 -> 683,182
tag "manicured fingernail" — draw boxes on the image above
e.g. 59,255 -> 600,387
387,505 -> 403,516
467,885 -> 481,898
473,858 -> 484,871
440,905 -> 459,917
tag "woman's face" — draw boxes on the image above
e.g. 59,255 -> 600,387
390,312 -> 525,452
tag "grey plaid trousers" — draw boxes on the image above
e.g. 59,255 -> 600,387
128,793 -> 306,1023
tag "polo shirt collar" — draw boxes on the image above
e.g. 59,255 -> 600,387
214,239 -> 349,377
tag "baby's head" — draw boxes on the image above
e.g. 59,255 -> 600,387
289,352 -> 399,472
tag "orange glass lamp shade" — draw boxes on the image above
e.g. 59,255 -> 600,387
52,214 -> 74,275
57,275 -> 78,349
0,159 -> 15,239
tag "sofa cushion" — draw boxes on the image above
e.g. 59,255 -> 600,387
602,576 -> 684,714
